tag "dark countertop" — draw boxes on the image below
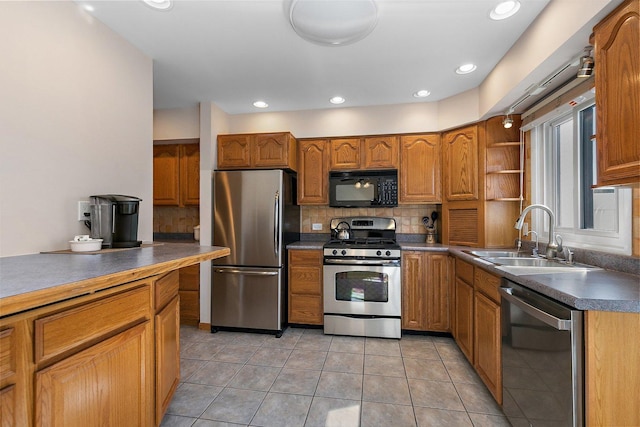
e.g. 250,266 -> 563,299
0,242 -> 230,317
287,240 -> 639,313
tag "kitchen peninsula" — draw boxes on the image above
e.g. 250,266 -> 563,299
0,243 -> 229,427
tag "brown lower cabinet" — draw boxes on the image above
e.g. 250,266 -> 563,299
179,264 -> 200,326
0,270 -> 181,427
288,249 -> 323,325
453,257 -> 502,404
401,252 -> 451,332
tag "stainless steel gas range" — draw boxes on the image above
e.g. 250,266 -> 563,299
323,217 -> 401,339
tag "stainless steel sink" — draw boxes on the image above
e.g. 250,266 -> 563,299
483,257 -> 558,267
482,256 -> 599,275
464,250 -> 530,258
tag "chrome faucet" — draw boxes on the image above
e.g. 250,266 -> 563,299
514,204 -> 562,259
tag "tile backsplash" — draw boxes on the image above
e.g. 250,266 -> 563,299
301,205 -> 440,235
154,206 -> 199,233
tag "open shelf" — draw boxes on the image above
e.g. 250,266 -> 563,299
487,170 -> 522,175
487,141 -> 521,147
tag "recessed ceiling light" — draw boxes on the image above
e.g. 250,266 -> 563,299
490,1 -> 521,20
83,4 -> 95,12
413,90 -> 431,98
253,101 -> 269,108
456,63 -> 477,75
330,96 -> 346,105
142,0 -> 172,11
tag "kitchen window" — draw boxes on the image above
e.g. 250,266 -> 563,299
528,89 -> 632,255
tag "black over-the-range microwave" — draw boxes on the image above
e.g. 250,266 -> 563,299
329,169 -> 398,208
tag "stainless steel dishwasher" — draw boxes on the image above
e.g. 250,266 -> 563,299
500,281 -> 583,427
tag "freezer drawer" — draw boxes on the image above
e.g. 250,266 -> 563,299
211,266 -> 284,333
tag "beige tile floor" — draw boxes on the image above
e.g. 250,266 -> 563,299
161,326 -> 510,427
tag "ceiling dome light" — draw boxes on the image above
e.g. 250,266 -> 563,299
142,0 -> 172,11
330,96 -> 346,105
490,1 -> 521,20
288,0 -> 378,46
456,63 -> 477,75
253,101 -> 269,108
413,90 -> 431,98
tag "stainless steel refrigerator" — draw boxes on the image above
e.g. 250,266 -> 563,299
212,170 -> 299,337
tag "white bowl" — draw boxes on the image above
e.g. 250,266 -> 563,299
69,239 -> 103,252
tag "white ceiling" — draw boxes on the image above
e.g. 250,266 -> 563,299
79,0 -> 576,115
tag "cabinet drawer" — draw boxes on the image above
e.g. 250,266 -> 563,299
456,258 -> 474,284
156,270 -> 180,311
289,295 -> 323,325
474,269 -> 501,303
35,284 -> 150,365
289,250 -> 322,265
0,328 -> 16,381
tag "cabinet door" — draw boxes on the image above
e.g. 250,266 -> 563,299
35,321 -> 153,427
443,125 -> 479,201
454,278 -> 474,363
400,134 -> 441,203
179,265 -> 200,326
156,296 -> 180,424
401,252 -> 425,330
180,144 -> 200,206
153,145 -> 180,206
298,139 -> 330,205
426,254 -> 450,332
363,136 -> 399,169
330,138 -> 361,170
474,291 -> 501,404
288,250 -> 323,325
594,0 -> 640,186
253,133 -> 295,169
217,134 -> 252,169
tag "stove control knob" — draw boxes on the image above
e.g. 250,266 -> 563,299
376,250 -> 382,256
341,250 -> 347,256
332,249 -> 338,255
385,250 -> 391,257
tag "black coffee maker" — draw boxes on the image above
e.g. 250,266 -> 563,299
88,195 -> 142,248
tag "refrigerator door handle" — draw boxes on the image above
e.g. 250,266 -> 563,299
213,268 -> 279,276
274,190 -> 280,257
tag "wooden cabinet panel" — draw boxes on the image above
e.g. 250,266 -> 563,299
155,270 -> 179,311
288,250 -> 323,325
298,139 -> 330,205
454,278 -> 474,363
474,268 -> 501,303
153,145 -> 180,206
217,134 -> 252,169
426,254 -> 450,332
34,285 -> 151,365
35,321 -> 153,427
179,265 -> 200,326
218,132 -> 297,171
474,291 -> 501,404
401,252 -> 450,332
401,252 -> 426,330
594,0 -> 640,186
0,385 -> 15,427
330,138 -> 361,170
180,144 -> 200,206
400,134 -> 441,203
0,329 -> 15,382
253,133 -> 297,170
155,296 -> 180,424
363,136 -> 399,169
585,310 -> 640,426
443,125 -> 479,201
154,142 -> 200,207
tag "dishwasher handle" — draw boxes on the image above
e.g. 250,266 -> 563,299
499,287 -> 572,331
213,268 -> 278,276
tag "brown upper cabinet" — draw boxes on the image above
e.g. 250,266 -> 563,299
443,125 -> 479,201
217,132 -> 297,171
399,134 -> 441,203
153,141 -> 200,207
298,139 -> 330,205
330,136 -> 399,170
593,0 -> 640,186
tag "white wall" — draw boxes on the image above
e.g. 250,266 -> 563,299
0,2 -> 153,257
154,106 -> 200,140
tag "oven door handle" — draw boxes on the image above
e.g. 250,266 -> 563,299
324,258 -> 400,266
499,287 -> 572,331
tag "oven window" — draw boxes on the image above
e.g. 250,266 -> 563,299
334,271 -> 388,302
